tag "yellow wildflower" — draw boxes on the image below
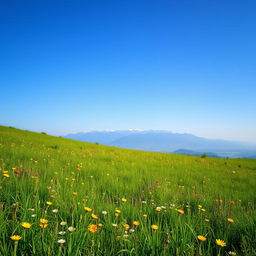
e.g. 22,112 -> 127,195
227,218 -> 234,223
216,239 -> 226,247
91,214 -> 99,220
88,224 -> 98,233
133,221 -> 140,226
197,235 -> 207,242
84,207 -> 93,212
151,225 -> 158,230
10,235 -> 21,241
121,198 -> 127,203
21,222 -> 31,229
177,209 -> 184,215
46,201 -> 53,206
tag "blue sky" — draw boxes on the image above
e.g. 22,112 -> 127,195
1,0 -> 256,142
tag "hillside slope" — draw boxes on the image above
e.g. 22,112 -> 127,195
0,126 -> 256,255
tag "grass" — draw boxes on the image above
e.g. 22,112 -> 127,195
0,125 -> 255,255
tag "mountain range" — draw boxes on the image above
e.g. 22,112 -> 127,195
64,130 -> 256,158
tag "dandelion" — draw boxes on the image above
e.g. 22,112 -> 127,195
68,226 -> 75,232
216,239 -> 226,247
143,214 -> 148,218
58,239 -> 66,244
88,224 -> 98,233
123,224 -> 130,229
60,221 -> 67,226
151,225 -> 158,230
3,173 -> 10,178
39,219 -> 49,228
121,198 -> 127,203
197,235 -> 207,242
227,218 -> 234,223
10,235 -> 22,241
84,207 -> 93,212
177,209 -> 184,215
133,221 -> 140,226
21,222 -> 31,229
91,214 -> 99,220
115,209 -> 121,214
98,223 -> 103,227
46,201 -> 53,206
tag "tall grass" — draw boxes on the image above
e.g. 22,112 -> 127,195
0,125 -> 255,255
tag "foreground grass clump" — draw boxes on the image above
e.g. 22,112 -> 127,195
0,125 -> 255,256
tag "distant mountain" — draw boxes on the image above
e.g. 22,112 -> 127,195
173,149 -> 221,158
65,130 -> 256,158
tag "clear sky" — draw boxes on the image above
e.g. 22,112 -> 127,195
1,0 -> 256,142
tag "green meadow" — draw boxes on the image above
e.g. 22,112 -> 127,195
0,125 -> 255,256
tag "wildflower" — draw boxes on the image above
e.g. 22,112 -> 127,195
68,226 -> 75,232
39,219 -> 49,228
216,239 -> 226,247
88,224 -> 98,233
60,221 -> 67,226
133,221 -> 140,226
151,225 -> 158,230
123,224 -> 130,229
112,223 -> 118,227
115,213 -> 120,217
58,231 -> 66,235
102,211 -> 107,215
142,201 -> 147,204
84,207 -> 93,212
72,192 -> 78,196
28,208 -> 35,211
91,214 -> 99,220
227,218 -> 234,223
198,205 -> 202,209
46,201 -> 53,206
21,222 -> 31,229
15,170 -> 21,174
200,208 -> 206,212
205,218 -> 210,222
3,174 -> 10,178
2,170 -> 8,174
129,228 -> 135,233
31,214 -> 36,218
98,223 -> 103,227
230,201 -> 235,205
52,209 -> 58,213
228,252 -> 237,256
121,198 -> 127,203
10,235 -> 21,241
58,239 -> 66,244
143,214 -> 148,218
155,207 -> 161,212
177,209 -> 184,215
197,235 -> 207,242
115,209 -> 121,214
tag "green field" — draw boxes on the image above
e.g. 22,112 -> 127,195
0,125 -> 255,256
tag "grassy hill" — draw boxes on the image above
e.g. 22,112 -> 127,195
0,125 -> 255,255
